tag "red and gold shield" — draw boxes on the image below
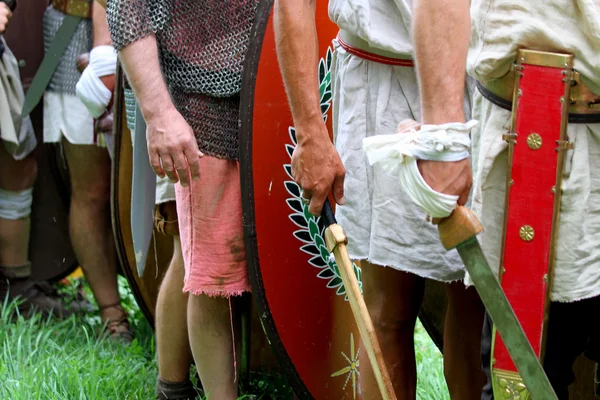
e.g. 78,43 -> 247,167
240,2 -> 363,398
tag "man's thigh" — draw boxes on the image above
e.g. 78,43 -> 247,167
61,139 -> 111,193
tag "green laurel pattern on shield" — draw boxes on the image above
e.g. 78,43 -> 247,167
283,47 -> 363,298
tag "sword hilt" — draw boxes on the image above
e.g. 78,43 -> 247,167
438,206 -> 484,250
321,198 -> 337,227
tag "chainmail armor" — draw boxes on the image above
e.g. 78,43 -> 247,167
107,0 -> 257,160
124,88 -> 137,132
43,6 -> 92,95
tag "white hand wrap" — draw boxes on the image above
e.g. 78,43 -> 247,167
362,120 -> 478,218
75,45 -> 117,118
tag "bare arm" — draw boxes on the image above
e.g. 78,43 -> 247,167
274,0 -> 322,133
119,35 -> 201,186
413,0 -> 471,124
274,0 -> 346,215
92,2 -> 111,47
119,35 -> 174,124
412,0 -> 473,207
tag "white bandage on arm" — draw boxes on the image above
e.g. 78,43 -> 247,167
75,45 -> 117,118
362,120 -> 477,218
0,187 -> 33,220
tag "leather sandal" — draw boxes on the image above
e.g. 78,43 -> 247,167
98,303 -> 134,344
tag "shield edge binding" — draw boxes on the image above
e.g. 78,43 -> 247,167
110,64 -> 157,328
239,0 -> 312,398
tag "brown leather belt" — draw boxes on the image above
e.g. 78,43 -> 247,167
477,59 -> 600,124
52,0 -> 93,19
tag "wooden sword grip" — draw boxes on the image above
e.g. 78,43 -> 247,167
437,206 -> 484,250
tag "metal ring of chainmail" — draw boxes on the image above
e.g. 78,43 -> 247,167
44,6 -> 92,95
107,0 -> 258,160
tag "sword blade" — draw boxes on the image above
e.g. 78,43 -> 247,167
457,237 -> 557,399
130,105 -> 156,277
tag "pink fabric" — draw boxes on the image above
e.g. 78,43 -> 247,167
175,156 -> 250,297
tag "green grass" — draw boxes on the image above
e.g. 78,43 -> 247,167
415,321 -> 450,400
0,277 -> 448,399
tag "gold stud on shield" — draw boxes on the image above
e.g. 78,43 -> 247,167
527,133 -> 542,150
519,225 -> 535,241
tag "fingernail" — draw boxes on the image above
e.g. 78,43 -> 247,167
339,197 -> 346,205
199,152 -> 204,157
193,176 -> 200,181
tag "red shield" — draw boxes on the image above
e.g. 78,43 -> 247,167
240,2 -> 363,398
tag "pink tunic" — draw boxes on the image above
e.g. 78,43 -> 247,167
175,155 -> 250,297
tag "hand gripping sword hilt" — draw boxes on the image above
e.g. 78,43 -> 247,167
438,206 -> 484,251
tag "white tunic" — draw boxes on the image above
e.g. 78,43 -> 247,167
468,0 -> 600,94
329,0 -> 414,57
467,0 -> 600,302
329,0 -> 473,281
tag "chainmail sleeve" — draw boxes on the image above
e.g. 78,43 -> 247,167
107,0 -> 258,160
106,0 -> 155,50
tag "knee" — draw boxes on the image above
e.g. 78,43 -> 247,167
72,180 -> 111,206
0,155 -> 37,191
16,156 -> 38,189
368,302 -> 418,336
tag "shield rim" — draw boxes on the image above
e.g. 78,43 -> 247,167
239,0 -> 312,398
110,65 -> 157,328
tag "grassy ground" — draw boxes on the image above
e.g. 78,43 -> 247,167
0,277 -> 448,399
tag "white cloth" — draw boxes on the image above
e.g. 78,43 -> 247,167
332,40 -> 473,282
467,90 -> 600,303
363,121 -> 476,218
468,0 -> 600,95
329,0 -> 413,57
75,45 -> 117,118
0,38 -> 37,160
43,91 -> 95,145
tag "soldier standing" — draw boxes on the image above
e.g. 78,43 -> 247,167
406,0 -> 600,398
0,0 -> 77,317
76,3 -> 195,396
107,0 -> 258,398
274,0 -> 486,398
31,0 -> 130,339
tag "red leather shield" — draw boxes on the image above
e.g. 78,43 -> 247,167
240,2 -> 363,398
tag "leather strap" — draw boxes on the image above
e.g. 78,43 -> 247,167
337,30 -> 414,67
0,262 -> 32,279
21,14 -> 82,118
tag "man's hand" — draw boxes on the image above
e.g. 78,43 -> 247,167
146,107 -> 202,187
417,159 -> 472,206
397,119 -> 472,209
293,121 -> 346,216
0,3 -> 12,34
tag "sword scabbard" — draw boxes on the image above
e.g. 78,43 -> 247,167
492,49 -> 575,398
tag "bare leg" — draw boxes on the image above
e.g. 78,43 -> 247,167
188,294 -> 237,400
0,147 -> 36,266
61,140 -> 124,326
156,235 -> 193,382
443,283 -> 486,399
359,261 -> 425,400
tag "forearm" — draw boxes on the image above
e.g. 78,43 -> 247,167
119,35 -> 175,120
412,0 -> 470,124
92,2 -> 111,47
274,0 -> 325,143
